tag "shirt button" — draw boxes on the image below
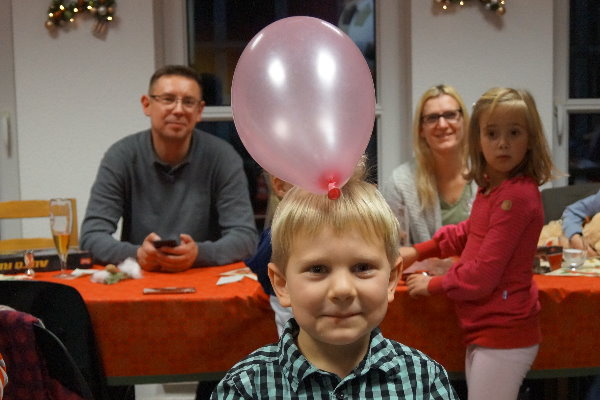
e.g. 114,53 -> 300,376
335,393 -> 345,399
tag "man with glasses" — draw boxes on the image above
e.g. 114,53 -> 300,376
81,65 -> 258,272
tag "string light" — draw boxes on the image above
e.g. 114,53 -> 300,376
45,0 -> 116,31
434,0 -> 507,16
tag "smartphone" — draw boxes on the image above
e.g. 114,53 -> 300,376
153,239 -> 179,248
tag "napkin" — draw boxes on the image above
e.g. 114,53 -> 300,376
216,267 -> 257,285
91,258 -> 142,284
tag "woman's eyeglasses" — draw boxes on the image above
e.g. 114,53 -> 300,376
421,109 -> 462,126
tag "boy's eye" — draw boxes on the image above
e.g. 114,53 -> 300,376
308,265 -> 327,274
353,263 -> 374,274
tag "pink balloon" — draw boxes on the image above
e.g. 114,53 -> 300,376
232,16 -> 375,196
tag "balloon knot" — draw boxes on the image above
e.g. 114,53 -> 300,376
327,182 -> 341,200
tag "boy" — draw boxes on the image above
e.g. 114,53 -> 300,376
211,162 -> 457,399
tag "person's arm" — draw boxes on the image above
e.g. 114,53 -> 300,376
439,182 -> 540,301
80,148 -> 139,265
562,190 -> 600,241
427,361 -> 460,400
194,148 -> 258,266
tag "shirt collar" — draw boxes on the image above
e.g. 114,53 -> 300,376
277,319 -> 400,393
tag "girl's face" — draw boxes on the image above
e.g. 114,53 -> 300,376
419,94 -> 464,156
479,106 -> 529,188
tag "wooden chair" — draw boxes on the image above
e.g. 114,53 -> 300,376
0,199 -> 78,253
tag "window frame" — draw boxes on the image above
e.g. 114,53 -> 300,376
554,0 -> 600,186
155,0 -> 410,185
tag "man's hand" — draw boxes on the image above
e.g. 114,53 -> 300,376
406,274 -> 432,297
137,233 -> 162,272
153,234 -> 198,273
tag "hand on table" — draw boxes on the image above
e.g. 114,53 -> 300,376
137,233 -> 162,272
137,233 -> 198,272
564,234 -> 598,257
406,273 -> 432,298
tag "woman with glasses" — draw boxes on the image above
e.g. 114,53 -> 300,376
381,84 -> 476,245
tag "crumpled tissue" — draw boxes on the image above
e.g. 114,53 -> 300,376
91,257 -> 143,284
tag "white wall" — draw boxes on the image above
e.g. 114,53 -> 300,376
410,0 -> 553,145
11,0 -> 156,237
9,0 -> 556,238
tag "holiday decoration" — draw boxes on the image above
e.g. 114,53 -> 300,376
434,0 -> 506,16
46,0 -> 116,34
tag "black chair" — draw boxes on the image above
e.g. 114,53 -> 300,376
0,281 -> 110,400
541,182 -> 600,223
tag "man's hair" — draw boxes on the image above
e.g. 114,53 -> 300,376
148,65 -> 203,97
270,157 -> 400,270
413,84 -> 470,210
466,87 -> 555,187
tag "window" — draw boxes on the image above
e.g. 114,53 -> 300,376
555,0 -> 600,185
187,0 -> 377,228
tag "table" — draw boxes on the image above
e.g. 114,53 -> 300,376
34,264 -> 600,384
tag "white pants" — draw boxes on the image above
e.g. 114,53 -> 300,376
465,344 -> 539,400
269,295 -> 294,337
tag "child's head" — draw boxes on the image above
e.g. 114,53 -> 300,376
467,87 -> 554,187
267,157 -> 401,353
270,158 -> 400,271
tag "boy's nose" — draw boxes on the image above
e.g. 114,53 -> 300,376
328,271 -> 357,301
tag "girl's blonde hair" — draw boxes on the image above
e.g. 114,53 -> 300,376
270,156 -> 400,271
413,84 -> 470,209
466,87 -> 555,187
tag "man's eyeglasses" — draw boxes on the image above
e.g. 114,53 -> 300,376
149,94 -> 202,110
421,109 -> 462,126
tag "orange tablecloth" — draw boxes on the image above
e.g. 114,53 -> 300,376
35,265 -> 600,384
382,275 -> 600,377
35,263 -> 278,384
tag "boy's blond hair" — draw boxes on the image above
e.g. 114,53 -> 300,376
466,87 -> 555,188
270,157 -> 400,270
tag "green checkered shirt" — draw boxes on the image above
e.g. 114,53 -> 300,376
211,319 -> 458,399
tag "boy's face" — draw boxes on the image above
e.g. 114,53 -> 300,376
269,226 -> 399,352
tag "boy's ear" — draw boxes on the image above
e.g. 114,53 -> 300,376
387,256 -> 402,303
268,262 -> 291,307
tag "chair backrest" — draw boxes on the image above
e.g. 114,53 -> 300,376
541,183 -> 600,224
0,281 -> 109,400
0,199 -> 78,253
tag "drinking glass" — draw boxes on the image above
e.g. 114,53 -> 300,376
49,198 -> 72,279
562,240 -> 588,271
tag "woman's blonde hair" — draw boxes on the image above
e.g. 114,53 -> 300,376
466,87 -> 555,188
413,84 -> 470,209
270,156 -> 400,271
